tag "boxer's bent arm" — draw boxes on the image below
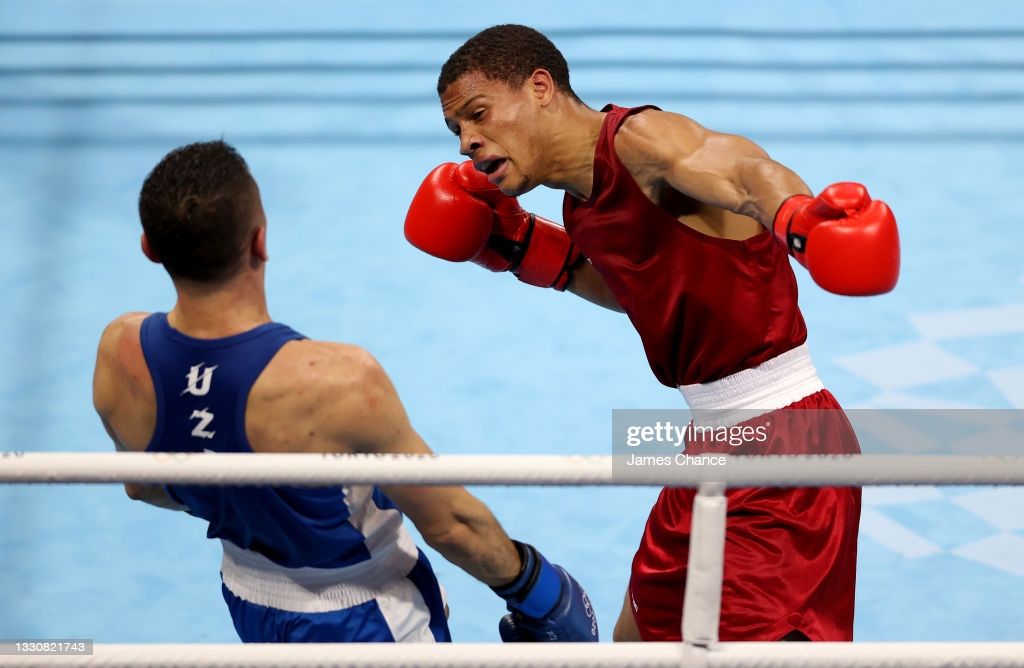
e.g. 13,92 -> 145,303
103,420 -> 189,511
567,261 -> 626,313
621,110 -> 811,228
327,348 -> 521,586
93,318 -> 188,512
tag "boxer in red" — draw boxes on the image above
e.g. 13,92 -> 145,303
405,24 -> 899,642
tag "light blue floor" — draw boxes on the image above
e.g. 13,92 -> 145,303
1,0 -> 1023,643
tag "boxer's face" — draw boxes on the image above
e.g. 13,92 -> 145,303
441,71 -> 546,196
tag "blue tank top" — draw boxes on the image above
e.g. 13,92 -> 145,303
140,312 -> 404,569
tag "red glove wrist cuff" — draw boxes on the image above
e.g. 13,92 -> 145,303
513,215 -> 584,291
772,194 -> 813,258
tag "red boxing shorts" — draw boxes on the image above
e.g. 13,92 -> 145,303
630,347 -> 861,641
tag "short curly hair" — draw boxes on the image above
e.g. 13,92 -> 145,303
139,140 -> 258,284
437,24 -> 581,103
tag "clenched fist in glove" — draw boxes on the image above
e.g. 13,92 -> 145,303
492,541 -> 599,642
773,182 -> 900,296
405,161 -> 585,290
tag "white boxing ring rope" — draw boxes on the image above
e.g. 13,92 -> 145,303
2,452 -> 1024,486
5,642 -> 1024,668
2,452 -> 1023,668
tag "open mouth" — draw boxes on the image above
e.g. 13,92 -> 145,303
479,158 -> 507,175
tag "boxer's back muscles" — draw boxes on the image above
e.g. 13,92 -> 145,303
94,312 -> 380,458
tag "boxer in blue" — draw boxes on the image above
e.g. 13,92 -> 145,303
91,140 -> 597,643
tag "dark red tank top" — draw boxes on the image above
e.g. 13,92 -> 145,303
562,105 -> 808,388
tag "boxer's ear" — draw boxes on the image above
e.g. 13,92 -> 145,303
527,68 -> 556,107
140,233 -> 161,263
252,225 -> 268,263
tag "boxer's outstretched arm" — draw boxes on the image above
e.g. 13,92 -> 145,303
618,110 -> 811,228
323,347 -> 599,641
619,111 -> 900,296
325,348 -> 521,586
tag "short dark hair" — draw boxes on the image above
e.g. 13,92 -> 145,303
138,140 -> 258,283
438,24 -> 581,103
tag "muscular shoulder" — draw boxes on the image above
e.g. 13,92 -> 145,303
266,339 -> 384,394
614,109 -> 706,171
251,340 -> 399,453
93,312 -> 150,414
615,109 -> 768,175
98,312 -> 148,350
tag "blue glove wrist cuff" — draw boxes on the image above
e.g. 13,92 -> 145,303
491,541 -> 562,619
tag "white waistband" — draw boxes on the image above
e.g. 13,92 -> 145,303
220,529 -> 419,614
678,343 -> 825,426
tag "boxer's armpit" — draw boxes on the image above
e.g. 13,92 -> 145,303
567,261 -> 626,313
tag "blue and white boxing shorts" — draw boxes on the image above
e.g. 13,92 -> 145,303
219,538 -> 451,642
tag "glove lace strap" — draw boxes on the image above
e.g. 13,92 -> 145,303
509,214 -> 537,273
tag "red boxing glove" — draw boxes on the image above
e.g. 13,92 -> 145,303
773,182 -> 900,296
405,161 -> 584,290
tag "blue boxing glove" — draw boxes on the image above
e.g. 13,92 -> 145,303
491,541 -> 599,642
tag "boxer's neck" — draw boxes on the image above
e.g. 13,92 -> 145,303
539,102 -> 606,200
167,268 -> 271,339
